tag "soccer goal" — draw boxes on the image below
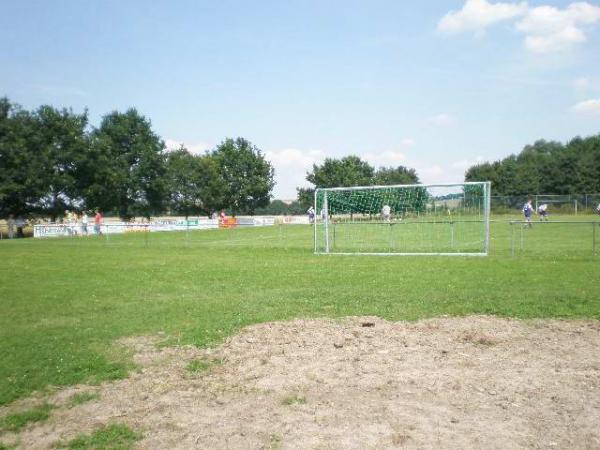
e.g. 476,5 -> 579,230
314,181 -> 491,256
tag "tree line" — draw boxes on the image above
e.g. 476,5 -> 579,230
0,98 -> 274,220
465,134 -> 600,196
296,155 -> 420,207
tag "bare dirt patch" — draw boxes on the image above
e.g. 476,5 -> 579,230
2,316 -> 600,449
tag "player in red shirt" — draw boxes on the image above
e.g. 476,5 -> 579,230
94,210 -> 103,235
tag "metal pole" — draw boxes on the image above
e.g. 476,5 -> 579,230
186,218 -> 189,247
313,190 -> 318,253
484,182 -> 491,255
450,221 -> 454,249
324,192 -> 329,254
511,222 -> 515,257
333,222 -> 336,251
593,222 -> 597,256
520,223 -> 524,252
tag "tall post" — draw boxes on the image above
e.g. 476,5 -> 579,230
333,222 -> 337,251
450,221 -> 454,249
324,192 -> 329,254
593,222 -> 597,256
186,218 -> 189,247
484,181 -> 491,255
313,189 -> 318,254
520,223 -> 524,252
511,222 -> 515,257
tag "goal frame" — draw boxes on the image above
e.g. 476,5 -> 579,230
313,181 -> 491,256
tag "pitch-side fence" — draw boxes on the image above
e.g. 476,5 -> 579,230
509,220 -> 598,257
492,194 -> 600,214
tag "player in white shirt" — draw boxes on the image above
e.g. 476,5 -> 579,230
537,203 -> 548,221
381,204 -> 391,222
522,199 -> 534,228
307,206 -> 315,224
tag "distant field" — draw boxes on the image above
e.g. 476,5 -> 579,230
0,214 -> 599,406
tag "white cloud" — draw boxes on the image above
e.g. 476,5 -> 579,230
265,148 -> 326,199
428,114 -> 455,127
439,1 -> 600,53
164,139 -> 210,155
400,138 -> 416,147
571,98 -> 600,114
438,0 -> 527,34
515,3 -> 600,53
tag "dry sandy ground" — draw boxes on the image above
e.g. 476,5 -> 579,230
1,316 -> 600,450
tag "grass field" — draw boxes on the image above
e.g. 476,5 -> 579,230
0,214 -> 599,406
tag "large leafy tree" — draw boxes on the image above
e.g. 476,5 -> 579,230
33,105 -> 89,220
297,157 -> 422,207
211,137 -> 274,214
373,166 -> 419,185
306,155 -> 374,188
84,109 -> 166,219
165,147 -> 225,217
297,156 -> 375,208
0,98 -> 47,218
465,136 -> 600,196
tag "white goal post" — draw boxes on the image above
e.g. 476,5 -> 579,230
313,181 -> 491,256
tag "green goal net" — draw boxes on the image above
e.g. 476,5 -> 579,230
314,182 -> 491,255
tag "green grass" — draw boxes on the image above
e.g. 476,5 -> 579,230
0,215 -> 599,406
0,403 -> 53,433
282,393 -> 306,406
186,358 -> 220,374
66,392 -> 100,408
57,423 -> 141,450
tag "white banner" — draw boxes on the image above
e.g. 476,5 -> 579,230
33,217 -> 279,238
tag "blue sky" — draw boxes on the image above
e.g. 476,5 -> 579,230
1,0 -> 600,198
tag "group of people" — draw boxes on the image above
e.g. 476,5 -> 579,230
522,200 -> 552,227
62,210 -> 103,236
523,199 -> 600,227
306,206 -> 331,224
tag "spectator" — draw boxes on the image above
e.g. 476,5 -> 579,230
7,214 -> 15,239
94,209 -> 103,235
81,211 -> 89,236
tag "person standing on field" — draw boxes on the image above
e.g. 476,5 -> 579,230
523,199 -> 534,228
596,202 -> 600,215
382,204 -> 391,222
81,211 -> 89,235
538,203 -> 549,221
94,210 -> 103,235
7,214 -> 15,239
307,206 -> 315,224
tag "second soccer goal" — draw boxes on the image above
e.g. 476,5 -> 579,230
314,181 -> 491,256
